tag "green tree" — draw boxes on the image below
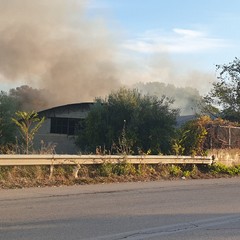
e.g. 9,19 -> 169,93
12,111 -> 45,154
0,86 -> 48,151
77,88 -> 179,154
176,116 -> 209,156
203,58 -> 240,122
0,91 -> 19,145
77,99 -> 109,153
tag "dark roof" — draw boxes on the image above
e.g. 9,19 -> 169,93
176,115 -> 196,127
38,102 -> 93,118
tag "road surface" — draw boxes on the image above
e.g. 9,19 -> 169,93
0,178 -> 240,239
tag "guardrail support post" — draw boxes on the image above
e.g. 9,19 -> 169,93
73,164 -> 80,179
49,165 -> 54,179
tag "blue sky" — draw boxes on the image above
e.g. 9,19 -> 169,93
86,0 -> 240,92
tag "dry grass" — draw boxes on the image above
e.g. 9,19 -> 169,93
0,163 -> 239,189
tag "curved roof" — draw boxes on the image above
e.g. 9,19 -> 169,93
38,102 -> 93,118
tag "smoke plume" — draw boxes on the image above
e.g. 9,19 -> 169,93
0,0 -> 120,108
0,0 -> 217,114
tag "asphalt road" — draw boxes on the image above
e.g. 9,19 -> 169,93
0,178 -> 240,240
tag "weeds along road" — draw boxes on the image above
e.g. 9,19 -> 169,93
0,178 -> 240,240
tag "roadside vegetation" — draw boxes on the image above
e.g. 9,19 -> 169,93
1,163 -> 240,189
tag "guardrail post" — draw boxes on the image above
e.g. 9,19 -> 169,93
73,164 -> 81,179
49,165 -> 54,179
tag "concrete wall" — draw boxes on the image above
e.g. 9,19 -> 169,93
34,118 -> 80,154
34,134 -> 79,154
209,149 -> 240,166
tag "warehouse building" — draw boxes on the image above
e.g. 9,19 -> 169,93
35,102 -> 93,154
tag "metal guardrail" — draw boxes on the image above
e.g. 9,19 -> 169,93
0,154 -> 213,166
0,155 -> 213,178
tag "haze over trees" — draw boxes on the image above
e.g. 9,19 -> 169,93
133,82 -> 201,115
9,85 -> 49,111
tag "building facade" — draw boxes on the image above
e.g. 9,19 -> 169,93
35,103 -> 93,154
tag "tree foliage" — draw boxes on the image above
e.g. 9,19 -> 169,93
76,88 -> 179,154
12,111 -> 45,154
0,91 -> 19,145
0,85 -> 49,150
203,58 -> 240,122
175,116 -> 209,156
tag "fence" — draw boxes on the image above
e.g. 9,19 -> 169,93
206,125 -> 240,149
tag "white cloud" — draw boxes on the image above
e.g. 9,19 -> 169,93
122,28 -> 229,54
173,28 -> 204,38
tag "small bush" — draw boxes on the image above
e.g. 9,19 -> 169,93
168,165 -> 182,177
98,163 -> 114,177
53,166 -> 74,178
183,170 -> 191,178
210,163 -> 230,175
113,162 -> 136,176
210,163 -> 240,176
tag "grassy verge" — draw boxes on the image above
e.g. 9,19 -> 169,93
1,163 -> 240,189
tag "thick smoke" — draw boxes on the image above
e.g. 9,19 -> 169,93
0,0 -> 120,108
0,0 -> 216,114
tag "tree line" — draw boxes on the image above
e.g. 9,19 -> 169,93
0,58 -> 239,154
